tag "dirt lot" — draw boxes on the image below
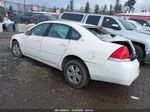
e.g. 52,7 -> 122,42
0,33 -> 150,110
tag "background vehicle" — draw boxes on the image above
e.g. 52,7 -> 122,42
59,12 -> 150,63
20,12 -> 34,24
129,17 -> 150,31
31,13 -> 57,24
0,6 -> 5,22
10,21 -> 139,88
7,11 -> 20,23
128,20 -> 146,31
127,20 -> 150,35
32,12 -> 60,19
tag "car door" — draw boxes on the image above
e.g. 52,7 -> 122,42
41,23 -> 70,68
101,17 -> 122,36
22,23 -> 49,59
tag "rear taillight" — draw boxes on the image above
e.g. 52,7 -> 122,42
109,46 -> 130,61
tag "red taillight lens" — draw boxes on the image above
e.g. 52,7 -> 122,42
109,46 -> 130,60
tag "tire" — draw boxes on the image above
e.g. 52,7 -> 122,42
12,41 -> 23,58
134,44 -> 144,62
63,59 -> 90,88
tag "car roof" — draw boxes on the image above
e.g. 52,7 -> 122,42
39,21 -> 112,35
40,20 -> 97,27
62,12 -> 87,15
42,20 -> 108,29
62,12 -> 119,19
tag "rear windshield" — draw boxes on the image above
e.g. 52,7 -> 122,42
61,13 -> 84,22
84,27 -> 105,36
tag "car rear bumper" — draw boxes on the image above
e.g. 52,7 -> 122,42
85,59 -> 140,86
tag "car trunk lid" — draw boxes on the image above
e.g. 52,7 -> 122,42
99,35 -> 137,61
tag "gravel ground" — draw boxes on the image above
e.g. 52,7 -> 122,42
0,33 -> 150,111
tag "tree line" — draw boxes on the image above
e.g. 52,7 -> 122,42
55,0 -> 137,15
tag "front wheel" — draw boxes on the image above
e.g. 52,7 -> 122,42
63,59 -> 90,88
12,41 -> 23,58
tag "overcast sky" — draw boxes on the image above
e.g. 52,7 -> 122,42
4,0 -> 150,10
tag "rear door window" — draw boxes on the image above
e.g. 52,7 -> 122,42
61,13 -> 84,22
86,15 -> 101,25
48,24 -> 70,39
86,28 -> 105,36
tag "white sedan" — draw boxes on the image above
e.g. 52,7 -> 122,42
10,21 -> 139,88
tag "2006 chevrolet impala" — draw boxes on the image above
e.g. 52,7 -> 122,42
10,21 -> 139,88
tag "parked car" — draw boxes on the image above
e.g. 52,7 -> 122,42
59,12 -> 150,63
129,17 -> 150,30
127,20 -> 150,35
20,12 -> 34,24
0,6 -> 5,22
8,11 -> 20,23
129,17 -> 150,21
32,12 -> 60,19
0,13 -> 4,23
0,6 -> 6,22
10,21 -> 139,88
30,13 -> 57,24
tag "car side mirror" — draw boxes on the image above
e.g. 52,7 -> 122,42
111,24 -> 121,30
25,30 -> 31,35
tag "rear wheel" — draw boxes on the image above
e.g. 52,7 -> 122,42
63,59 -> 90,88
134,44 -> 144,62
12,41 -> 23,58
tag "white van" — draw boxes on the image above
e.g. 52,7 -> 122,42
59,12 -> 150,63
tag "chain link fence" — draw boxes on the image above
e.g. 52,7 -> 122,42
0,0 -> 54,23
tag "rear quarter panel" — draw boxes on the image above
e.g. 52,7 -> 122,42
58,27 -> 122,70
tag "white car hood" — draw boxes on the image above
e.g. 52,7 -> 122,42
123,30 -> 150,41
136,30 -> 150,35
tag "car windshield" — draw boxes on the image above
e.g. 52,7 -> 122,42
135,22 -> 142,27
119,19 -> 135,30
130,22 -> 137,28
